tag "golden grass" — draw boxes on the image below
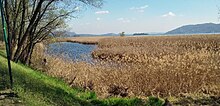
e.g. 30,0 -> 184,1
31,35 -> 220,102
91,35 -> 220,97
0,41 -> 4,50
93,35 -> 220,63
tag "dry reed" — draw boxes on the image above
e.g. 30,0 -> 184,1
31,35 -> 220,99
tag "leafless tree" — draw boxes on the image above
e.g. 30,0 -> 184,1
2,0 -> 103,64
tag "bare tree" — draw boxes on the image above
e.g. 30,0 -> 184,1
2,0 -> 103,64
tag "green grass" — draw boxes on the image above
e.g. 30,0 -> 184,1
0,50 -> 96,105
0,50 -> 161,106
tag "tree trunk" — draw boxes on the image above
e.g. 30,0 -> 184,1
3,0 -> 103,65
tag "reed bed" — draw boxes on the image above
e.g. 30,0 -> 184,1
32,35 -> 220,102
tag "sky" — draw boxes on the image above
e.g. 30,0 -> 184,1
67,0 -> 220,34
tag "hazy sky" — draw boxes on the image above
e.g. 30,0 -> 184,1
67,0 -> 220,34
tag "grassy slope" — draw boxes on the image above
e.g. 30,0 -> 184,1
0,50 -> 154,106
0,50 -> 95,105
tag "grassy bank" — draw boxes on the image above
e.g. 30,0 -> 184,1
0,49 -> 159,106
0,50 -> 95,105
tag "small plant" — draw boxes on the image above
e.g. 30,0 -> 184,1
120,32 -> 125,37
107,84 -> 129,97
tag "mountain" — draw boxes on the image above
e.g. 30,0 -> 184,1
53,31 -> 76,37
74,33 -> 118,37
165,23 -> 220,35
75,34 -> 96,36
65,31 -> 76,37
133,33 -> 149,35
101,33 -> 119,36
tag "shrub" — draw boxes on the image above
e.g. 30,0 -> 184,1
120,32 -> 125,37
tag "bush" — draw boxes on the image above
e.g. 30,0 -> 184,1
120,32 -> 125,37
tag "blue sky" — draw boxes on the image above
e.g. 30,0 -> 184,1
68,0 -> 220,34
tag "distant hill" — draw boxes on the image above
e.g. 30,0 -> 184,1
65,32 -> 76,37
77,33 -> 118,36
101,33 -> 119,36
165,23 -> 220,35
64,32 -> 119,37
52,31 -> 76,37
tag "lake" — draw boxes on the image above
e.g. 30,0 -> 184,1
46,42 -> 97,63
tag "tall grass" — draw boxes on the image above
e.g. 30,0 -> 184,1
31,35 -> 220,102
0,48 -> 149,105
0,50 -> 97,105
92,35 -> 220,97
0,41 -> 4,50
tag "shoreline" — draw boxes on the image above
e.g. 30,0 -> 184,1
59,40 -> 98,45
55,36 -> 114,45
55,36 -> 146,44
55,34 -> 220,45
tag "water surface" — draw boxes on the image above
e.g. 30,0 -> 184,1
46,42 -> 97,63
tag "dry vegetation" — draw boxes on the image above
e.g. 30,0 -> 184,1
92,35 -> 220,95
0,41 -> 4,50
31,35 -> 220,105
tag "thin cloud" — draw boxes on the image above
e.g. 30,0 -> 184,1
117,18 -> 131,23
137,10 -> 145,13
96,17 -> 101,21
162,12 -> 176,17
130,5 -> 148,13
140,5 -> 149,9
95,11 -> 110,14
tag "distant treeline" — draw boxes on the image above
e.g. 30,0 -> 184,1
133,33 -> 149,35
